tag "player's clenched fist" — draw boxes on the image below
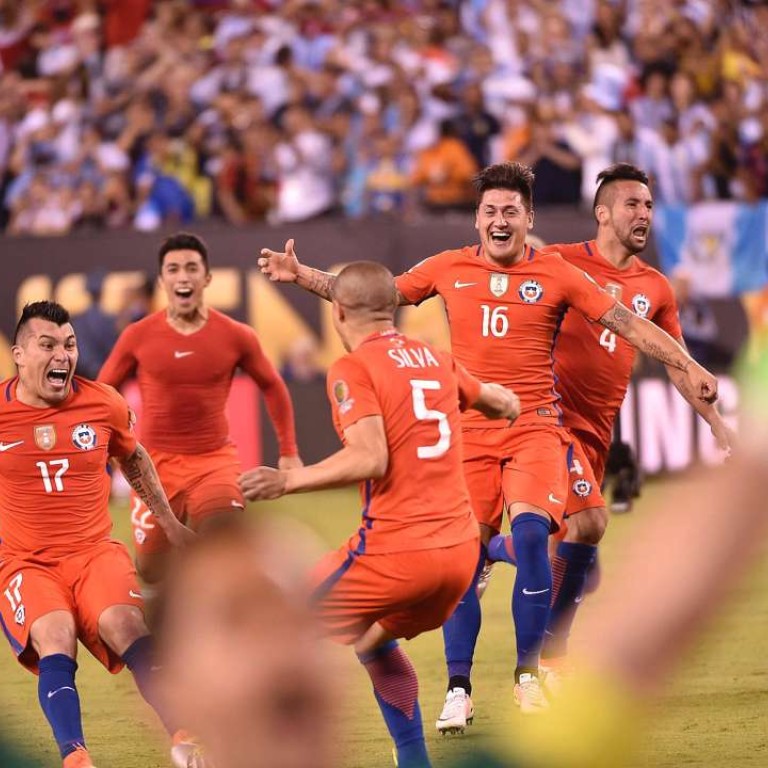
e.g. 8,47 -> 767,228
239,466 -> 288,501
474,382 -> 521,424
258,238 -> 300,282
685,359 -> 719,404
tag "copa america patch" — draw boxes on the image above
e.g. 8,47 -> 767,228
332,380 -> 355,415
71,423 -> 98,451
572,478 -> 592,497
631,293 -> 651,318
518,279 -> 543,303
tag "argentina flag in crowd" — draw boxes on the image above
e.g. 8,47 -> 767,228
653,202 -> 768,297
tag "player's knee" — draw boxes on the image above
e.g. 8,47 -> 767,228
98,605 -> 148,656
568,507 -> 607,545
30,612 -> 78,657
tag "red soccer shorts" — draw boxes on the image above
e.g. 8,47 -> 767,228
310,537 -> 479,645
564,431 -> 607,518
461,424 -> 573,533
0,540 -> 143,674
130,444 -> 244,554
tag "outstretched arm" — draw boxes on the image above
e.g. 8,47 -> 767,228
118,443 -> 193,546
239,415 -> 388,500
258,238 -> 410,304
599,303 -> 718,403
664,338 -> 734,453
239,327 -> 301,464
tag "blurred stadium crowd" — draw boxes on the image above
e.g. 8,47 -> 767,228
0,0 -> 767,236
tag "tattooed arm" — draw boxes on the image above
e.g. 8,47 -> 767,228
258,238 -> 410,305
118,443 -> 193,546
599,303 -> 719,403
664,339 -> 735,453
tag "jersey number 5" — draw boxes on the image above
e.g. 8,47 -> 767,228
410,380 -> 451,459
36,458 -> 70,493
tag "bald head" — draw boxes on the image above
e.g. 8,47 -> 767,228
331,262 -> 398,321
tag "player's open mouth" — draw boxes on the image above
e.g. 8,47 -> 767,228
46,369 -> 69,386
175,288 -> 194,298
490,231 -> 511,243
632,227 -> 648,237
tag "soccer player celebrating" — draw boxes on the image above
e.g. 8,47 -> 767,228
532,163 -> 735,684
239,261 -> 521,768
99,232 -> 301,585
256,162 -> 718,719
0,302 -> 192,768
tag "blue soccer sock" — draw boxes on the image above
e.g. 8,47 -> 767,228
38,654 -> 86,759
487,534 -> 517,565
358,641 -> 431,768
511,513 -> 552,678
542,541 -> 597,660
442,545 -> 486,694
122,634 -> 178,735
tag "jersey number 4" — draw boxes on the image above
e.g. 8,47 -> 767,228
599,328 -> 617,354
410,380 -> 451,459
36,458 -> 70,493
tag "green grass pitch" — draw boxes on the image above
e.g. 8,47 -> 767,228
1,480 -> 766,766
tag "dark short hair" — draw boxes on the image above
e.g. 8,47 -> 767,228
14,301 -> 71,344
593,163 -> 650,210
158,232 -> 210,272
473,162 -> 535,210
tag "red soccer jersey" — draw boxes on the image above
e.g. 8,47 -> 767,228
327,330 -> 481,554
545,240 -> 682,450
395,245 -> 617,428
0,377 -> 136,556
98,309 -> 297,456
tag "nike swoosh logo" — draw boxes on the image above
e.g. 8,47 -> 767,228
129,590 -> 143,599
548,493 -> 563,505
48,686 -> 76,699
522,587 -> 550,596
0,440 -> 24,452
174,351 -> 194,359
454,280 -> 477,289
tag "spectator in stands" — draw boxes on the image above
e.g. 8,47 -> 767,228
410,118 -> 478,213
0,0 -> 765,233
364,131 -> 411,218
452,82 -> 501,168
215,125 -> 277,225
133,131 -> 196,230
630,65 -> 674,132
272,105 -> 336,223
518,103 -> 582,205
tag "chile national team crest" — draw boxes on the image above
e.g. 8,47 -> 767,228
631,293 -> 651,318
71,423 -> 98,451
489,273 -> 509,297
518,279 -> 544,303
572,478 -> 592,497
34,424 -> 56,451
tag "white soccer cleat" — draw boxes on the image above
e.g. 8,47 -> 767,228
513,672 -> 549,714
540,660 -> 573,700
171,732 -> 213,768
436,687 -> 474,735
476,561 -> 495,599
